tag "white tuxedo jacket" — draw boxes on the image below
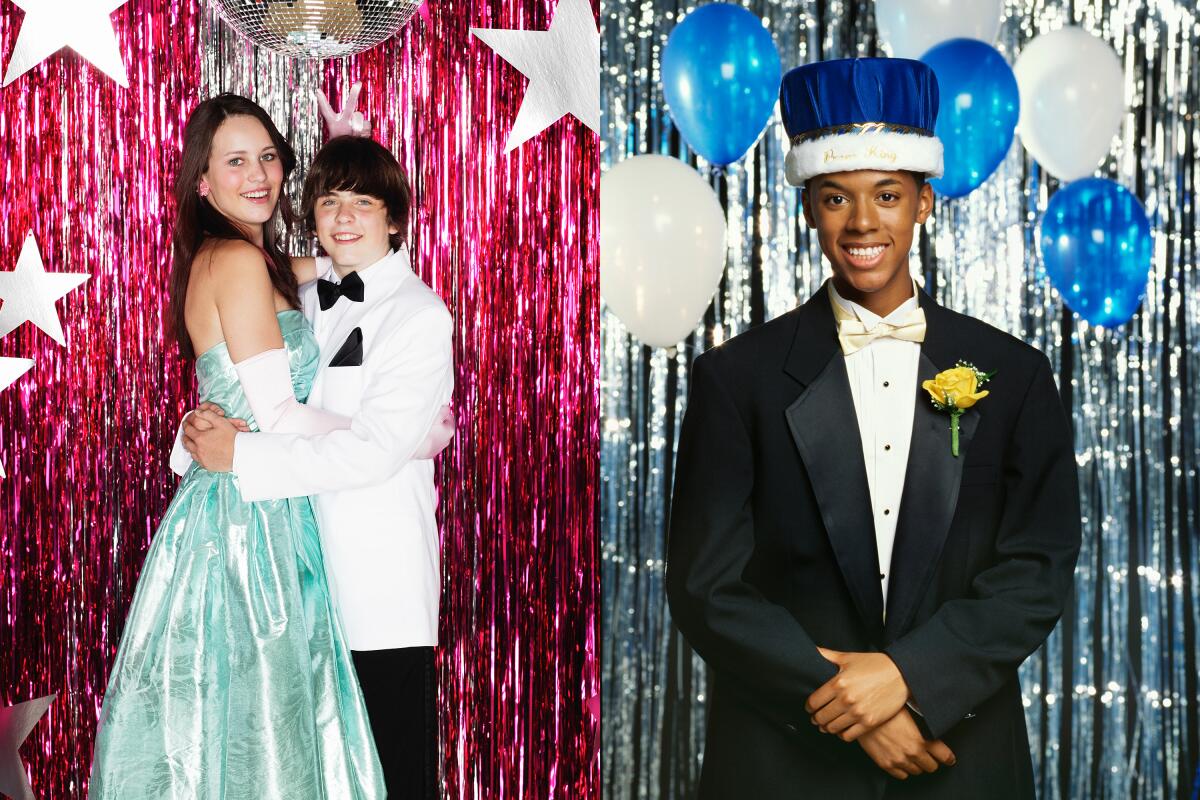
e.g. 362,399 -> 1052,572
229,248 -> 454,650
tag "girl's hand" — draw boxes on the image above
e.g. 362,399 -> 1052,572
316,81 -> 372,139
190,402 -> 250,433
414,404 -> 456,459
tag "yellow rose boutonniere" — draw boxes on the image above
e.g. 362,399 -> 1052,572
921,361 -> 995,457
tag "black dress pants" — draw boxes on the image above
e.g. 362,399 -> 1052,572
351,646 -> 437,799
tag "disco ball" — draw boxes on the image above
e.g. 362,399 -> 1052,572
209,0 -> 422,59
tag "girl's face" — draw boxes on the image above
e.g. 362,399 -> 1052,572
199,115 -> 284,238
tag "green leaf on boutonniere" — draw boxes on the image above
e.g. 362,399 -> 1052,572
921,361 -> 996,457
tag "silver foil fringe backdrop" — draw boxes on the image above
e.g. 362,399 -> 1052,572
600,1 -> 1200,798
0,0 -> 600,796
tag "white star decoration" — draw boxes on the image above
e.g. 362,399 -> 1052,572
0,357 -> 34,479
3,0 -> 132,87
0,233 -> 90,346
471,0 -> 600,153
0,694 -> 55,800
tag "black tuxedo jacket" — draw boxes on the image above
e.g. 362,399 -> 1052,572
666,281 -> 1081,799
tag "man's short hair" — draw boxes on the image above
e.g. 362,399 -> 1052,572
301,136 -> 411,251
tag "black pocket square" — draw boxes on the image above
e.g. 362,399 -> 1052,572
329,327 -> 364,367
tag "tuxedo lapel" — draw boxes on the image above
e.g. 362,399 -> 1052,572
307,259 -> 336,340
307,283 -> 368,407
306,250 -> 415,406
301,277 -> 321,327
783,285 -> 884,639
320,300 -> 370,365
883,293 -> 979,641
309,261 -> 372,359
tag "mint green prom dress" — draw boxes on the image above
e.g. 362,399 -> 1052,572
89,311 -> 385,799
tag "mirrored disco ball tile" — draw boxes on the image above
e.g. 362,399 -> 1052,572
211,0 -> 420,59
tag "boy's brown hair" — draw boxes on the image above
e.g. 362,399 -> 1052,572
301,136 -> 411,251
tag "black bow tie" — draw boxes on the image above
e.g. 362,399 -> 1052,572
317,271 -> 365,311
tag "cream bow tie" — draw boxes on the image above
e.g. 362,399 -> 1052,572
832,304 -> 927,355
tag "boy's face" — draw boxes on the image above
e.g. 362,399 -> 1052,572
801,169 -> 933,302
313,189 -> 397,272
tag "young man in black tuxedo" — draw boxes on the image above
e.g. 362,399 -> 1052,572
666,58 -> 1082,799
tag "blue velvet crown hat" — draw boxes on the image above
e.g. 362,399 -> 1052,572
778,57 -> 944,186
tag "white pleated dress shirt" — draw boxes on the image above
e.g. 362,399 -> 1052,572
827,280 -> 921,614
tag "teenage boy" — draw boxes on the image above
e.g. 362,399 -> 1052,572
666,58 -> 1081,799
181,135 -> 453,799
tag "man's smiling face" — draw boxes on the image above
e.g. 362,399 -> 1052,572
802,169 -> 934,308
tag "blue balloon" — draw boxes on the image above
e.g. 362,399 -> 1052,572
1039,178 -> 1151,326
921,38 -> 1019,198
661,4 -> 782,166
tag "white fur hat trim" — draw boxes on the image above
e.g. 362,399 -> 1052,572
784,129 -> 944,186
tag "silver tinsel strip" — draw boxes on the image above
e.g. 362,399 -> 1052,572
600,1 -> 1200,797
199,6 -> 325,257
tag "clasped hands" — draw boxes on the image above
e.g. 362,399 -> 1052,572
806,647 -> 956,780
180,402 -> 458,472
182,403 -> 247,472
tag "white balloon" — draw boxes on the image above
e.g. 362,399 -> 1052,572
874,0 -> 1003,59
1013,27 -> 1125,181
600,155 -> 727,348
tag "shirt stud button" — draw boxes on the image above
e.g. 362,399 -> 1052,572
883,381 -> 890,387
884,444 -> 891,451
884,509 -> 891,515
880,573 -> 885,580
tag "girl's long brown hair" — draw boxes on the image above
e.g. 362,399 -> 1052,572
170,93 -> 300,361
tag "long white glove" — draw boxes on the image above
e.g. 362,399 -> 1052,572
169,414 -> 197,476
415,404 -> 456,459
234,348 -> 350,434
169,349 -> 452,477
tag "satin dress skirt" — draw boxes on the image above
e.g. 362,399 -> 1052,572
88,467 -> 386,799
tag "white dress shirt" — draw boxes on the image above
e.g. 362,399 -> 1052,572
827,280 -> 921,614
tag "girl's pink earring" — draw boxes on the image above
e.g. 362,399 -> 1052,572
198,185 -> 209,197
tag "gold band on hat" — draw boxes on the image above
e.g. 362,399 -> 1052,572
791,121 -> 934,144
